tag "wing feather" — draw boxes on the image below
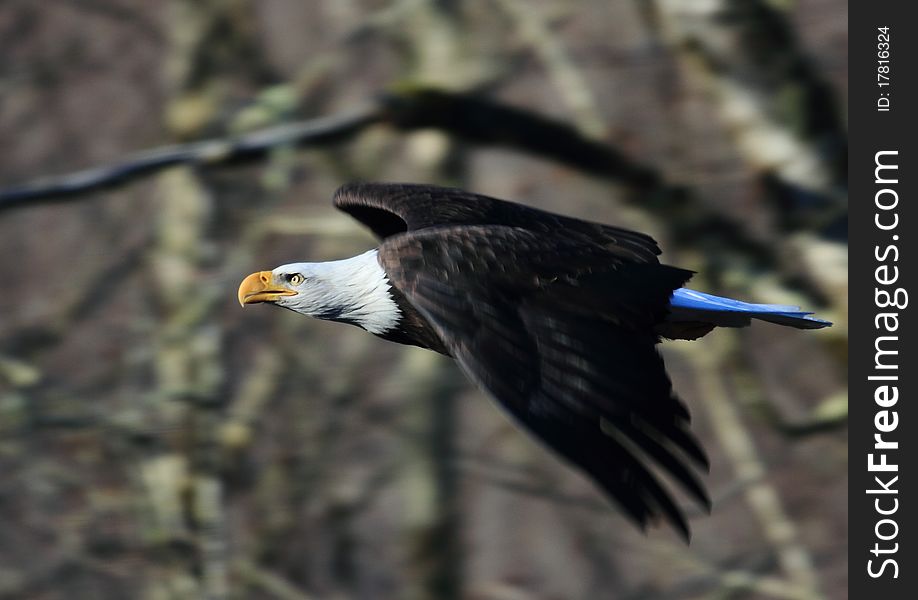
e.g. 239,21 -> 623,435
334,182 -> 662,262
378,225 -> 706,538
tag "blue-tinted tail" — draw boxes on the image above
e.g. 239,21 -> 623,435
668,288 -> 832,330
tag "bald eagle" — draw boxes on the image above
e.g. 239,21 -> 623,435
238,182 -> 830,539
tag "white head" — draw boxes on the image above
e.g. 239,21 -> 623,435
237,249 -> 401,334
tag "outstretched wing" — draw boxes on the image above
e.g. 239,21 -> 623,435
378,225 -> 709,539
334,182 -> 661,263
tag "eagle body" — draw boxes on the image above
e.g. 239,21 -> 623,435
238,182 -> 830,539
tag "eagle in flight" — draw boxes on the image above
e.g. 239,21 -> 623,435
238,182 -> 830,539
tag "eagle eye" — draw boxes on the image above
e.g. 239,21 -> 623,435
287,273 -> 305,285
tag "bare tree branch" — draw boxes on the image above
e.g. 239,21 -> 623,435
0,85 -> 844,316
0,106 -> 382,210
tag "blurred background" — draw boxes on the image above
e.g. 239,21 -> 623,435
0,1 -> 847,599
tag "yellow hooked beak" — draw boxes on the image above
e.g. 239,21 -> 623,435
237,271 -> 297,306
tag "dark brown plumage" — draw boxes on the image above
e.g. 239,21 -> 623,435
333,183 -> 709,539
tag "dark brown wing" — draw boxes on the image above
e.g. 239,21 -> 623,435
378,225 -> 708,539
333,182 -> 661,263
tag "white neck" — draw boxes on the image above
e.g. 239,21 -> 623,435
277,250 -> 401,335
